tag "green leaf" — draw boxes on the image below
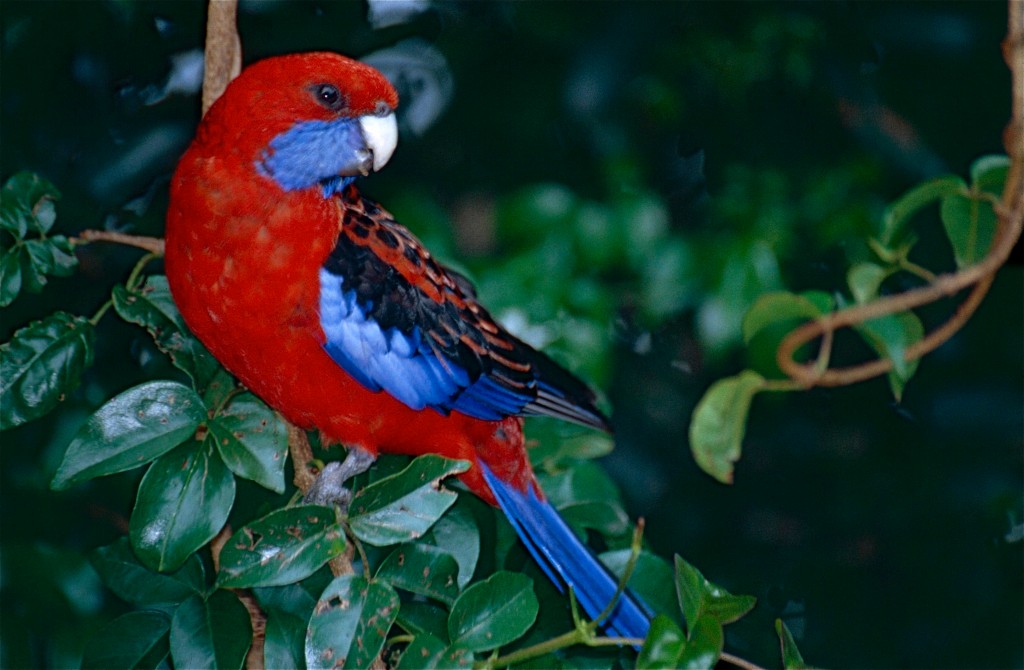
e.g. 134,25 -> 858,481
855,311 -> 924,401
0,312 -> 95,431
970,154 -> 1010,195
674,555 -> 756,629
0,171 -> 60,237
348,454 -> 471,547
51,380 -> 206,490
679,614 -> 724,668
395,600 -> 451,641
636,615 -> 686,669
208,392 -> 288,492
447,571 -> 539,652
113,276 -> 223,393
130,441 -> 236,572
169,591 -> 252,670
600,549 -> 680,623
688,370 -> 766,484
264,611 -> 307,670
847,262 -> 890,304
19,238 -> 77,294
559,500 -> 629,538
776,618 -> 811,669
305,575 -> 400,670
396,634 -> 474,670
0,246 -> 24,307
940,191 -> 998,269
878,175 -> 965,247
90,537 -> 206,607
376,542 -> 461,605
423,499 -> 480,588
742,291 -> 831,344
217,505 -> 345,589
81,610 -> 170,670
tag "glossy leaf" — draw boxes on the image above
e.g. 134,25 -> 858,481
395,600 -> 451,641
130,442 -> 236,572
423,499 -> 479,588
264,610 -> 307,670
217,505 -> 345,588
448,571 -> 539,652
81,610 -> 170,670
636,614 -> 686,669
396,633 -> 473,670
305,575 -> 400,670
0,171 -> 60,237
940,191 -> 998,269
679,613 -> 724,668
169,591 -> 252,670
113,275 -> 223,392
208,392 -> 288,493
776,618 -> 811,669
0,245 -> 23,307
878,175 -> 964,247
376,542 -> 461,605
674,555 -> 756,629
348,454 -> 470,547
90,537 -> 206,607
0,312 -> 94,431
559,500 -> 629,538
741,291 -> 831,344
856,311 -> 924,401
688,370 -> 766,484
51,380 -> 206,490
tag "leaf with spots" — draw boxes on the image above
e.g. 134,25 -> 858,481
216,505 -> 345,589
130,441 -> 236,572
375,542 -> 461,605
113,275 -> 224,394
447,571 -> 538,652
348,454 -> 470,547
208,392 -> 288,493
305,575 -> 400,670
51,380 -> 206,490
395,633 -> 474,670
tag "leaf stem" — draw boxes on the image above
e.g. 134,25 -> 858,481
125,252 -> 160,291
89,298 -> 115,327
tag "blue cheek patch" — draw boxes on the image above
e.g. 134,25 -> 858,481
257,119 -> 363,196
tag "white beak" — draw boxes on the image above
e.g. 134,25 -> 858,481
358,112 -> 398,172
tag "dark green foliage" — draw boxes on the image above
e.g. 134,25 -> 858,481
1,2 -> 1019,669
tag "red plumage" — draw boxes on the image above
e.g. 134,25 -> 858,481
166,52 -> 535,503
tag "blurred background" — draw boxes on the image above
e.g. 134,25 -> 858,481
2,1 -> 1020,667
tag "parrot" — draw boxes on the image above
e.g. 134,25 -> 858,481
164,52 -> 651,642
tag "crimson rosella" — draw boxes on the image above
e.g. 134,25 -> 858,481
165,52 -> 651,641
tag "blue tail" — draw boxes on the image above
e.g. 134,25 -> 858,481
481,464 -> 652,643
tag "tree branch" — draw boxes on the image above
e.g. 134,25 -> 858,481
202,0 -> 242,116
776,0 -> 1024,389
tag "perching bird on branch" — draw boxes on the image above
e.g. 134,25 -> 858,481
165,52 -> 650,641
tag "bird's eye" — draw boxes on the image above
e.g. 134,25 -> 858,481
314,83 -> 345,111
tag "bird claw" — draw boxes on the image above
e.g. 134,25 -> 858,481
302,448 -> 376,513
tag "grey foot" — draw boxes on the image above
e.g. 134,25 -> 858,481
303,448 -> 377,510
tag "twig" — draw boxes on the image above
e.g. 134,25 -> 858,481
202,0 -> 242,116
72,229 -> 165,255
720,650 -> 768,670
776,0 -> 1024,389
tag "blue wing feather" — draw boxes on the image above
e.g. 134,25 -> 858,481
318,188 -> 612,430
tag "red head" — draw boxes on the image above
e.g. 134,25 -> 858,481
194,52 -> 400,195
